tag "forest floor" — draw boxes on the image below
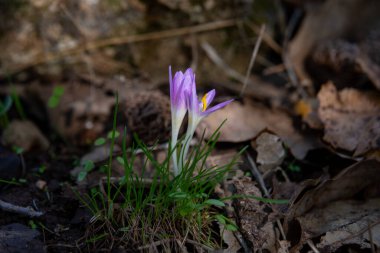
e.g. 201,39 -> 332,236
0,0 -> 379,252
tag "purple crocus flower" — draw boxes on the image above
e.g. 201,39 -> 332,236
169,66 -> 194,176
179,75 -> 233,165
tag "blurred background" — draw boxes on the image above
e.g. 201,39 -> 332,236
0,0 -> 379,151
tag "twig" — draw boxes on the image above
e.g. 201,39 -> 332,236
185,239 -> 214,251
246,153 -> 269,197
201,41 -> 285,102
246,153 -> 287,241
137,238 -> 173,250
368,221 -> 376,253
282,9 -> 308,98
307,239 -> 320,253
263,64 -> 286,76
331,220 -> 380,248
0,199 -> 44,217
3,19 -> 237,77
240,24 -> 266,97
201,41 -> 245,83
246,21 -> 282,54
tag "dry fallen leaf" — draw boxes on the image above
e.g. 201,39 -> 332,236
318,82 -> 380,156
285,159 -> 380,252
220,225 -> 241,253
205,149 -> 240,170
197,99 -> 321,159
253,132 -> 286,174
314,199 -> 380,252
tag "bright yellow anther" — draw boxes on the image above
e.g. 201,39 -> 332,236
201,93 -> 208,111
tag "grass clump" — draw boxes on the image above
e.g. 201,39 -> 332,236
76,129 -> 239,252
75,94 -> 239,252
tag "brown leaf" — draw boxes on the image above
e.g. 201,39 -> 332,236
318,82 -> 380,155
253,132 -> 286,173
197,99 -> 321,159
313,199 -> 380,252
285,159 -> 380,252
220,226 -> 241,253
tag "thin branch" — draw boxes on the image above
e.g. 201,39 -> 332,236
247,21 -> 282,54
201,41 -> 245,83
2,19 -> 237,77
246,153 -> 287,241
307,239 -> 320,253
0,199 -> 44,217
240,24 -> 266,97
246,153 -> 269,197
201,40 -> 285,102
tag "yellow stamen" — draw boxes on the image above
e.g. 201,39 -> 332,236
201,93 -> 208,111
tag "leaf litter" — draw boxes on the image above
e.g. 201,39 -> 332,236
1,1 -> 380,252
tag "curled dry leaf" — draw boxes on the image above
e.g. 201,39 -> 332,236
318,82 -> 380,156
285,159 -> 380,252
220,224 -> 241,253
197,99 -> 321,159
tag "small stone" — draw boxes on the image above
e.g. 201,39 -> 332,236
35,180 -> 47,190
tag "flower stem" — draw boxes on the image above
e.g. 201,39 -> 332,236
171,124 -> 180,177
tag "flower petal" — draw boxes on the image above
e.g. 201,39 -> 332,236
203,89 -> 215,110
182,68 -> 194,94
190,75 -> 199,113
202,99 -> 234,116
169,66 -> 174,104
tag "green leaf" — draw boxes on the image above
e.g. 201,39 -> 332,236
107,130 -> 120,139
118,227 -> 130,232
83,160 -> 95,172
288,163 -> 301,172
168,192 -> 188,199
94,137 -> 106,146
48,86 -> 65,108
204,199 -> 225,207
225,224 -> 238,231
99,165 -> 108,173
18,178 -> 27,183
77,171 -> 87,182
53,86 -> 65,96
221,194 -> 289,204
38,165 -> 46,174
116,156 -> 125,165
215,214 -> 227,225
12,146 -> 24,154
29,220 -> 37,230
